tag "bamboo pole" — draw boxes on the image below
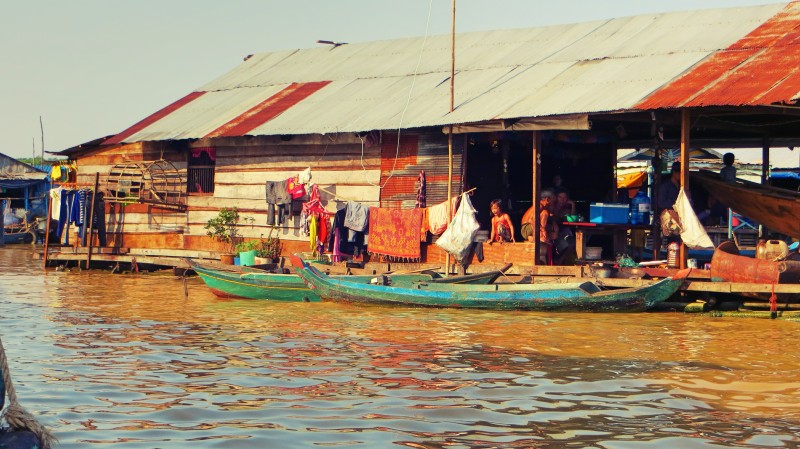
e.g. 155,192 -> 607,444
532,131 -> 542,266
42,195 -> 52,268
85,173 -> 99,269
0,198 -> 5,247
679,109 -> 690,269
445,0 -> 456,276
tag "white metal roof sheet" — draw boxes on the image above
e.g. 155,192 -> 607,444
117,3 -> 788,143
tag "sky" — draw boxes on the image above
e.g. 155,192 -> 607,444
1,0 -> 793,162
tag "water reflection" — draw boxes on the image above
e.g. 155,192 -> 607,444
1,246 -> 799,448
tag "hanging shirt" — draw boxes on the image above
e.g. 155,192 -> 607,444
49,188 -> 63,221
308,215 -> 317,250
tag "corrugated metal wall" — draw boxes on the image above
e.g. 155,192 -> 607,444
379,130 -> 464,209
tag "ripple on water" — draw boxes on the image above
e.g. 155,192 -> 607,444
2,246 -> 800,448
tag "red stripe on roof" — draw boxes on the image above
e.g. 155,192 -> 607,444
205,81 -> 331,138
103,91 -> 206,145
636,2 -> 800,109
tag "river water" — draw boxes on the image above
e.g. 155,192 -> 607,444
1,246 -> 799,448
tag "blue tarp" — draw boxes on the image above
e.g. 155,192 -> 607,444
771,172 -> 800,180
0,179 -> 46,189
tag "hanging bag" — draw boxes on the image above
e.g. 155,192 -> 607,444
435,193 -> 480,260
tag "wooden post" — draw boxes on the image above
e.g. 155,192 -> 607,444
761,135 -> 770,185
0,198 -> 5,247
532,131 -> 542,266
85,172 -> 99,269
445,0 -> 456,276
446,128 -> 453,275
679,109 -> 691,269
42,195 -> 52,268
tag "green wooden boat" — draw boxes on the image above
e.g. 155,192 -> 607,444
186,259 -> 508,301
290,255 -> 689,312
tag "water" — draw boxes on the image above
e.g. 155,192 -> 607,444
2,246 -> 800,448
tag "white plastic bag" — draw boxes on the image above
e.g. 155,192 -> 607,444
435,193 -> 480,260
674,188 -> 714,249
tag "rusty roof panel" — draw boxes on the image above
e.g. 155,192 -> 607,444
638,2 -> 800,108
107,3 -> 794,144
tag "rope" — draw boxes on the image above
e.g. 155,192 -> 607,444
0,336 -> 56,448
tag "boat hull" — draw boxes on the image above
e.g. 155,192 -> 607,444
692,170 -> 800,239
290,255 -> 687,312
188,259 -> 498,301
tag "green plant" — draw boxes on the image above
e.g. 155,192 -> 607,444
256,231 -> 283,260
204,207 -> 244,254
234,239 -> 259,253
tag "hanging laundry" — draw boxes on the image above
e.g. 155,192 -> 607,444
367,207 -> 423,261
49,188 -> 63,221
426,196 -> 459,235
265,179 -> 292,226
308,215 -> 317,251
415,170 -> 426,208
344,201 -> 369,232
298,167 -> 312,185
286,176 -> 306,199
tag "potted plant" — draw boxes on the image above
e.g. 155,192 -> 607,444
235,239 -> 260,266
204,207 -> 244,264
257,230 -> 283,263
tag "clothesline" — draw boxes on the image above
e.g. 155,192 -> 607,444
316,185 -> 476,206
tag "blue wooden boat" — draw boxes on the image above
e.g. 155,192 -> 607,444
290,255 -> 689,312
187,259 -> 508,301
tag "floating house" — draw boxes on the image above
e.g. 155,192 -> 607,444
0,153 -> 49,219
52,2 -> 800,270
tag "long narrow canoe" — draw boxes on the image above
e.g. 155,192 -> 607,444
691,170 -> 800,239
290,255 -> 689,312
186,259 -> 508,301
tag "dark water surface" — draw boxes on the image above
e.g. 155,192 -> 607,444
1,246 -> 800,448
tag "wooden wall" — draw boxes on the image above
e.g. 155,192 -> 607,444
185,134 -> 382,251
67,130 -> 466,256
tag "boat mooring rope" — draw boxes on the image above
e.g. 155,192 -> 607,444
0,336 -> 57,448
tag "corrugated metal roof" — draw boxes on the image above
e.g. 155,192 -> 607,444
107,2 -> 796,144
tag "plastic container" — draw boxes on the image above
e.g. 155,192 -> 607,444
585,247 -> 602,260
756,240 -> 789,260
239,250 -> 257,267
589,203 -> 629,224
629,190 -> 651,225
667,242 -> 680,268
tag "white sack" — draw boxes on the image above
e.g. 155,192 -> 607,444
674,188 -> 714,249
435,193 -> 480,260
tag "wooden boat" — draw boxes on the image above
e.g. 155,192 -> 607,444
691,170 -> 800,239
290,255 -> 689,312
186,259 -> 509,301
1,338 -> 53,449
2,222 -> 37,244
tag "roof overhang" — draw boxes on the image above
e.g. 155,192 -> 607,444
445,114 -> 590,134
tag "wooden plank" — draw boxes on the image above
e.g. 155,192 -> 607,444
684,280 -> 800,294
186,196 -> 265,210
213,183 -> 380,203
214,169 -> 381,186
103,223 -> 186,233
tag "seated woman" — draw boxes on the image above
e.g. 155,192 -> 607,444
521,190 -> 558,264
